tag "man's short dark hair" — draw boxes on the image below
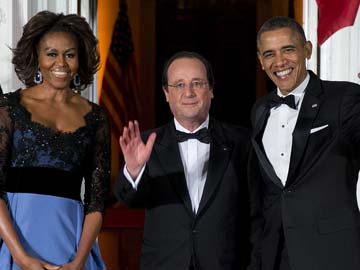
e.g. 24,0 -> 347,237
162,51 -> 214,90
257,16 -> 306,48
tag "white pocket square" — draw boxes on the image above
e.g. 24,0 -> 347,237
310,124 -> 329,134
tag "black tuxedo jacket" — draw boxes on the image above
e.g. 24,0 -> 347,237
115,118 -> 251,270
248,71 -> 360,270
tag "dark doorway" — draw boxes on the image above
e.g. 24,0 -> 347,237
156,0 -> 256,128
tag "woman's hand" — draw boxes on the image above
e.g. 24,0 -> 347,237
0,201 -> 60,270
59,261 -> 84,270
18,255 -> 60,270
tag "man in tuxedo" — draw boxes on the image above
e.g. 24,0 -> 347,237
249,16 -> 360,270
115,51 -> 251,270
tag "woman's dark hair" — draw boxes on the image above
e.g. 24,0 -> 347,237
12,11 -> 100,90
162,51 -> 215,91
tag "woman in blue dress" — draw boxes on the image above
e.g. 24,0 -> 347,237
0,11 -> 110,270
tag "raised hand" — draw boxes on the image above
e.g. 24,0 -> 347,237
119,120 -> 156,179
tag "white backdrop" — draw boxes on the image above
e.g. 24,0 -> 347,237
303,0 -> 360,209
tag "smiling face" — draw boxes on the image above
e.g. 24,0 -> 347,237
37,31 -> 79,91
257,27 -> 312,95
163,57 -> 213,130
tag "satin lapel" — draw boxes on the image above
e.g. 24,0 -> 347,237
253,97 -> 271,139
252,95 -> 284,188
197,120 -> 231,216
154,123 -> 194,216
252,138 -> 283,188
286,72 -> 323,186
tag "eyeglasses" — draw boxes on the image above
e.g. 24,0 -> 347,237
167,80 -> 209,91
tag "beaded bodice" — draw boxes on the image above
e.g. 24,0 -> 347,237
0,90 -> 110,214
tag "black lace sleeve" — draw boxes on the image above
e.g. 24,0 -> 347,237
83,106 -> 111,215
0,96 -> 13,200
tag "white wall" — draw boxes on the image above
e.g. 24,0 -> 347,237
304,0 -> 360,83
319,9 -> 360,83
0,0 -> 27,92
303,0 -> 360,209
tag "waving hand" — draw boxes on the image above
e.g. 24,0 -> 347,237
119,120 -> 156,180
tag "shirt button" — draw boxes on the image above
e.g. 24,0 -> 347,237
282,125 -> 285,128
281,153 -> 284,156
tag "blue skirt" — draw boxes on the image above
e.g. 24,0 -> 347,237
0,192 -> 106,270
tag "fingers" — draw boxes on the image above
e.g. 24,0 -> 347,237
128,120 -> 136,140
119,120 -> 140,149
134,120 -> 141,138
45,267 -> 61,270
119,126 -> 128,146
44,263 -> 61,270
146,132 -> 157,152
119,135 -> 127,152
20,257 -> 60,270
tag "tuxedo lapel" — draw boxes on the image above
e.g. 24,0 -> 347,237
252,94 -> 284,188
197,119 -> 231,216
154,123 -> 194,216
286,72 -> 323,186
253,97 -> 270,138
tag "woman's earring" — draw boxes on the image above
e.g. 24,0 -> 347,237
33,69 -> 43,84
73,73 -> 81,89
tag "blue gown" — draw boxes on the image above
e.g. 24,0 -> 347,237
0,90 -> 110,269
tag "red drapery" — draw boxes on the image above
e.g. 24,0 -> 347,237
316,0 -> 360,45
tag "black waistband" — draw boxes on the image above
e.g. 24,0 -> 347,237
4,167 -> 83,201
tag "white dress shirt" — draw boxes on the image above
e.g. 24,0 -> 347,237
262,73 -> 310,185
175,117 -> 210,213
124,116 -> 210,214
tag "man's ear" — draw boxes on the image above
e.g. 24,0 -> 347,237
210,89 -> 214,99
163,87 -> 169,102
304,40 -> 313,60
257,51 -> 264,70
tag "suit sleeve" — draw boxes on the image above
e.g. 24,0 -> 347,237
247,147 -> 264,270
340,84 -> 360,153
114,131 -> 153,208
246,101 -> 266,270
114,165 -> 149,208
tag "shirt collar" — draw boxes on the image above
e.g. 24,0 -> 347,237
277,71 -> 310,98
174,115 -> 209,133
276,72 -> 310,108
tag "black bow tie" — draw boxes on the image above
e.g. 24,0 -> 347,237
268,94 -> 297,109
175,128 -> 210,144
